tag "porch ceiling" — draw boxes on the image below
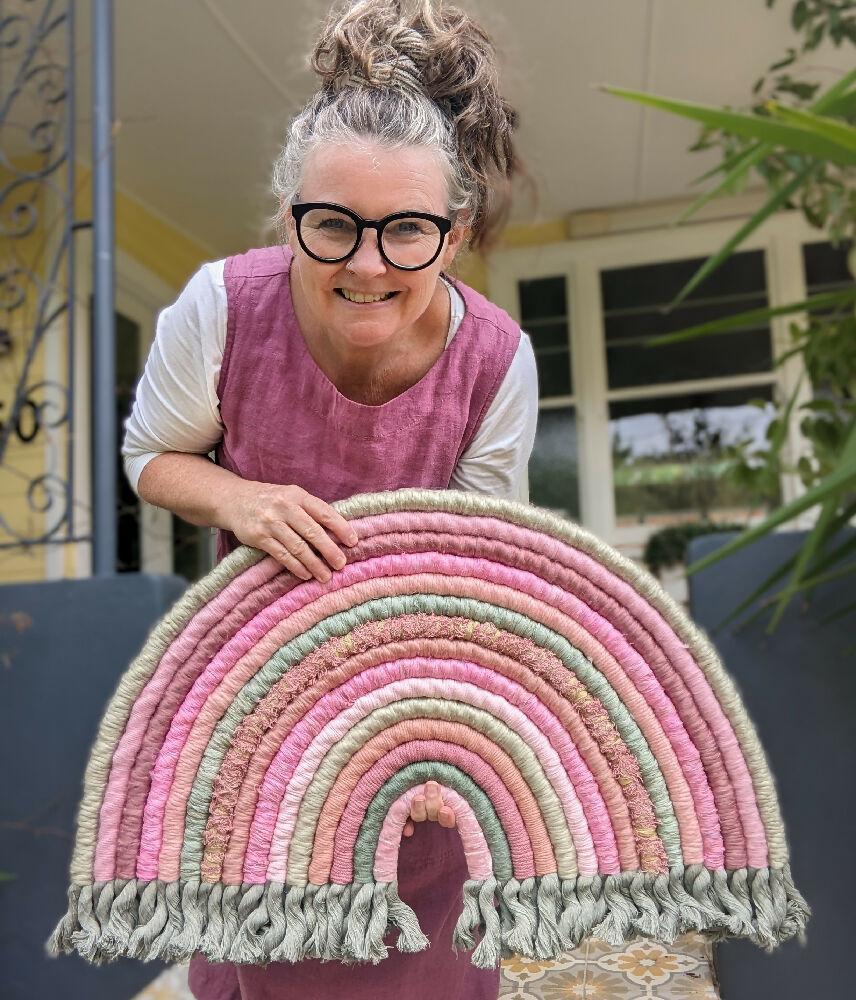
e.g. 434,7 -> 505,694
67,0 -> 853,261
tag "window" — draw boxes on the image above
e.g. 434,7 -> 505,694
489,209 -> 820,548
601,250 -> 776,529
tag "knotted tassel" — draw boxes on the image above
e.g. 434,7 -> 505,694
471,877 -> 501,969
593,873 -> 637,945
170,880 -> 211,961
501,877 -> 536,957
365,883 -> 390,964
387,881 -> 429,954
324,883 -> 351,960
629,872 -> 661,939
651,872 -> 680,941
270,884 -> 306,963
712,869 -> 755,937
343,882 -> 375,962
533,873 -> 563,959
452,879 -> 482,952
229,883 -> 268,963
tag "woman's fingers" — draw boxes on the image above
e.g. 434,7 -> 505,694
424,780 -> 442,822
262,539 -> 313,580
438,806 -> 456,828
284,503 -> 350,573
268,523 -> 334,583
408,786 -> 457,830
403,819 -> 415,837
229,483 -> 357,582
302,492 -> 359,548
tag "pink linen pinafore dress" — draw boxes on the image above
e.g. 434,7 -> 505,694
188,245 -> 521,1000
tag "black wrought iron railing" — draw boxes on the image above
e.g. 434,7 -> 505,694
0,0 -> 89,550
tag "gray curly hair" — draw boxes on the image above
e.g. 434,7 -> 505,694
272,0 -> 520,252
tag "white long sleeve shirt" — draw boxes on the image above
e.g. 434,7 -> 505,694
122,260 -> 539,501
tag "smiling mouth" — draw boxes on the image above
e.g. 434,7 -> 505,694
336,289 -> 398,303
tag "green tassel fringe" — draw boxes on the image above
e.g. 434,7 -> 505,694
46,866 -> 809,969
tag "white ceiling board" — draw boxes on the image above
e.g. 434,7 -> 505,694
57,0 -> 856,257
490,0 -> 653,220
640,0 -> 856,204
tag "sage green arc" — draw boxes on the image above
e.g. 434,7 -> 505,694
68,488 -> 782,888
352,760 -> 514,883
285,696 -> 575,885
179,591 -> 681,880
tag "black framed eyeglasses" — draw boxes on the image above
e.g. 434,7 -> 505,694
291,201 -> 453,271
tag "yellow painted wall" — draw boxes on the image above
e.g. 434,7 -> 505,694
1,160 -> 210,584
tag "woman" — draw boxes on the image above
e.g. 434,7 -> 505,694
122,1 -> 537,997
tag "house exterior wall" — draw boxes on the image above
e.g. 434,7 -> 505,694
0,186 -> 833,584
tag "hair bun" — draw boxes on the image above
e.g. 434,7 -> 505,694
313,1 -> 432,97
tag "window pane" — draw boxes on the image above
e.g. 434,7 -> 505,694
601,250 -> 766,310
601,250 -> 772,389
606,326 -> 772,388
803,239 -> 853,289
519,276 -> 572,398
610,386 -> 777,527
528,407 -> 580,520
520,275 -> 567,319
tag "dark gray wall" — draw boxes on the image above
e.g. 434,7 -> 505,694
0,574 -> 187,1000
688,531 -> 855,999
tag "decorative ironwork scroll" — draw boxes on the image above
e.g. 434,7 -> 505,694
0,0 -> 84,548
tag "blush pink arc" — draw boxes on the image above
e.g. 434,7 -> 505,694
375,785 -> 493,882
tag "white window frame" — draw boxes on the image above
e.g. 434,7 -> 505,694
488,209 -> 821,551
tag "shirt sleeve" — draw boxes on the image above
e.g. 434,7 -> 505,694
449,331 -> 539,502
121,260 -> 227,494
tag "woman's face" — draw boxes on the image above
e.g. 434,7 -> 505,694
286,141 -> 467,352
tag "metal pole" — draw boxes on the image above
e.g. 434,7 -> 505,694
91,0 -> 116,575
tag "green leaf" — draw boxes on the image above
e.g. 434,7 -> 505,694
766,102 -> 856,154
646,286 -> 856,345
713,497 -> 856,631
778,560 -> 856,595
766,418 -> 856,629
671,143 -> 772,227
770,48 -> 798,71
714,550 -> 799,631
811,65 -> 856,113
598,87 -> 856,165
792,1 -> 809,30
805,21 -> 826,51
689,142 -> 767,186
819,596 -> 856,627
822,88 -> 856,118
686,453 -> 856,576
664,163 -> 818,309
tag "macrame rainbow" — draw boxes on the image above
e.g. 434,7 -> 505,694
49,490 -> 808,968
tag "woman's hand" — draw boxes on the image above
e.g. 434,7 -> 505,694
224,481 -> 358,582
402,780 -> 456,838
